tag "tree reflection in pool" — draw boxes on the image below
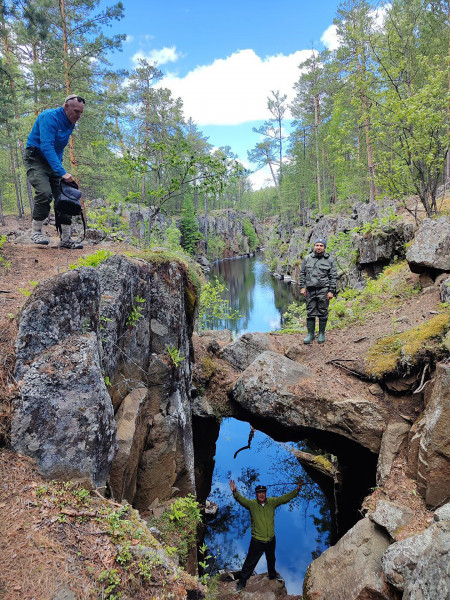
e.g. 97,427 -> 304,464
204,418 -> 331,595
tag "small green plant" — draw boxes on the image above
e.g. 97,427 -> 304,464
126,295 -> 146,327
198,542 -> 213,585
69,249 -> 112,270
18,280 -> 38,297
166,345 -> 185,367
98,568 -> 121,599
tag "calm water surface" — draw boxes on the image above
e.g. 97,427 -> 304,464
205,254 -> 331,595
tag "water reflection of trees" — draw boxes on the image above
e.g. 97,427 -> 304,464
209,255 -> 305,334
205,437 -> 332,572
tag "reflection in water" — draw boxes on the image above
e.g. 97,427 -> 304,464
205,256 -> 331,595
209,254 -> 303,336
205,419 -> 331,595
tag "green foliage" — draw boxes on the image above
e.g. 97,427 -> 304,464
198,542 -> 213,585
154,495 -> 203,566
0,235 -> 9,268
98,568 -> 121,599
166,345 -> 185,367
18,280 -> 38,297
242,218 -> 258,250
86,206 -> 129,241
198,277 -> 241,330
126,296 -> 146,327
69,249 -> 112,270
206,234 -> 226,261
281,301 -> 307,331
180,195 -> 201,255
165,219 -> 183,252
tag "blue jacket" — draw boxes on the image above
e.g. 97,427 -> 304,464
26,107 -> 74,176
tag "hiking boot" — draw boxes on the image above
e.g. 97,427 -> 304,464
303,318 -> 316,344
269,572 -> 284,582
59,223 -> 83,249
318,319 -> 327,344
31,219 -> 49,245
59,239 -> 83,249
236,580 -> 246,591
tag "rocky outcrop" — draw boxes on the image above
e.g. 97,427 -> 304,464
231,350 -> 387,453
12,255 -> 198,502
217,573 -> 300,599
406,215 -> 450,274
369,500 -> 415,541
303,517 -> 397,600
377,421 -> 411,485
381,505 -> 450,598
407,362 -> 450,508
440,275 -> 450,303
356,223 -> 414,268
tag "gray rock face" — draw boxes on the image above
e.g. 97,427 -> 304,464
12,254 -> 198,499
408,362 -> 450,507
406,216 -> 450,273
219,332 -> 277,371
12,333 -> 116,488
15,268 -> 101,379
382,519 -> 450,598
303,517 -> 396,600
369,500 -> 414,540
232,351 -> 387,453
440,275 -> 450,303
352,200 -> 396,225
377,421 -> 410,485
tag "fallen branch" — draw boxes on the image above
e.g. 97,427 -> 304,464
326,359 -> 372,381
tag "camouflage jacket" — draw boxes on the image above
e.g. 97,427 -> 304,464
299,252 -> 337,292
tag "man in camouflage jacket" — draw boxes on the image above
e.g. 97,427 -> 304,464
299,237 -> 337,344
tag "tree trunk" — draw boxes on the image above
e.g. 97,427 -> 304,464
314,94 -> 322,213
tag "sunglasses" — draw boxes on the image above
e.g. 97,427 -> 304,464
65,95 -> 86,104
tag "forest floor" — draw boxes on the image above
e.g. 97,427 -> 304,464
0,212 -> 446,599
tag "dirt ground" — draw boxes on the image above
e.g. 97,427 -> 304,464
0,213 -> 444,599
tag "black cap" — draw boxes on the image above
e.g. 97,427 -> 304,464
255,485 -> 267,493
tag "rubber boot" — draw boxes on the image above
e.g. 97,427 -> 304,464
31,219 -> 49,245
303,318 -> 316,344
59,223 -> 83,249
318,319 -> 327,344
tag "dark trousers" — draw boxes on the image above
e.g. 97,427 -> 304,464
240,536 -> 276,583
23,147 -> 71,225
305,287 -> 329,319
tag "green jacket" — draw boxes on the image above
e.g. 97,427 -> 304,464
299,252 -> 338,293
233,488 -> 298,542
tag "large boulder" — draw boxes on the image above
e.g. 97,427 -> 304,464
382,512 -> 450,598
303,517 -> 396,600
12,333 -> 116,488
232,351 -> 387,453
440,275 -> 450,303
407,362 -> 450,507
369,500 -> 415,540
219,332 -> 278,371
406,216 -> 450,273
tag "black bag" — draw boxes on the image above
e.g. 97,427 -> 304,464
54,180 -> 87,242
55,180 -> 83,216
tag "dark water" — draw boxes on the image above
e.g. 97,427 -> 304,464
205,255 -> 331,595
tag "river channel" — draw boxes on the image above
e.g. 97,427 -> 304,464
204,254 -> 331,595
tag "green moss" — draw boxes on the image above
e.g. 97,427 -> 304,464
366,311 -> 449,378
313,454 -> 334,473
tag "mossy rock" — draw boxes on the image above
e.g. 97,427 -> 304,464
365,311 -> 449,379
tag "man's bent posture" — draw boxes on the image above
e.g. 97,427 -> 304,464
24,94 -> 85,249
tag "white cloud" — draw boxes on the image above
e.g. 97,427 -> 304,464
156,48 -> 314,126
125,35 -> 134,43
321,6 -> 389,50
321,24 -> 340,51
132,46 -> 182,66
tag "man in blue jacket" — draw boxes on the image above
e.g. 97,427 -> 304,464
230,479 -> 301,591
24,94 -> 85,249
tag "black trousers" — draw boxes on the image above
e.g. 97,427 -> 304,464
23,147 -> 72,225
240,536 -> 276,583
305,287 -> 329,319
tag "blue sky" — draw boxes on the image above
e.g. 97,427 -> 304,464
101,0 -> 343,187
